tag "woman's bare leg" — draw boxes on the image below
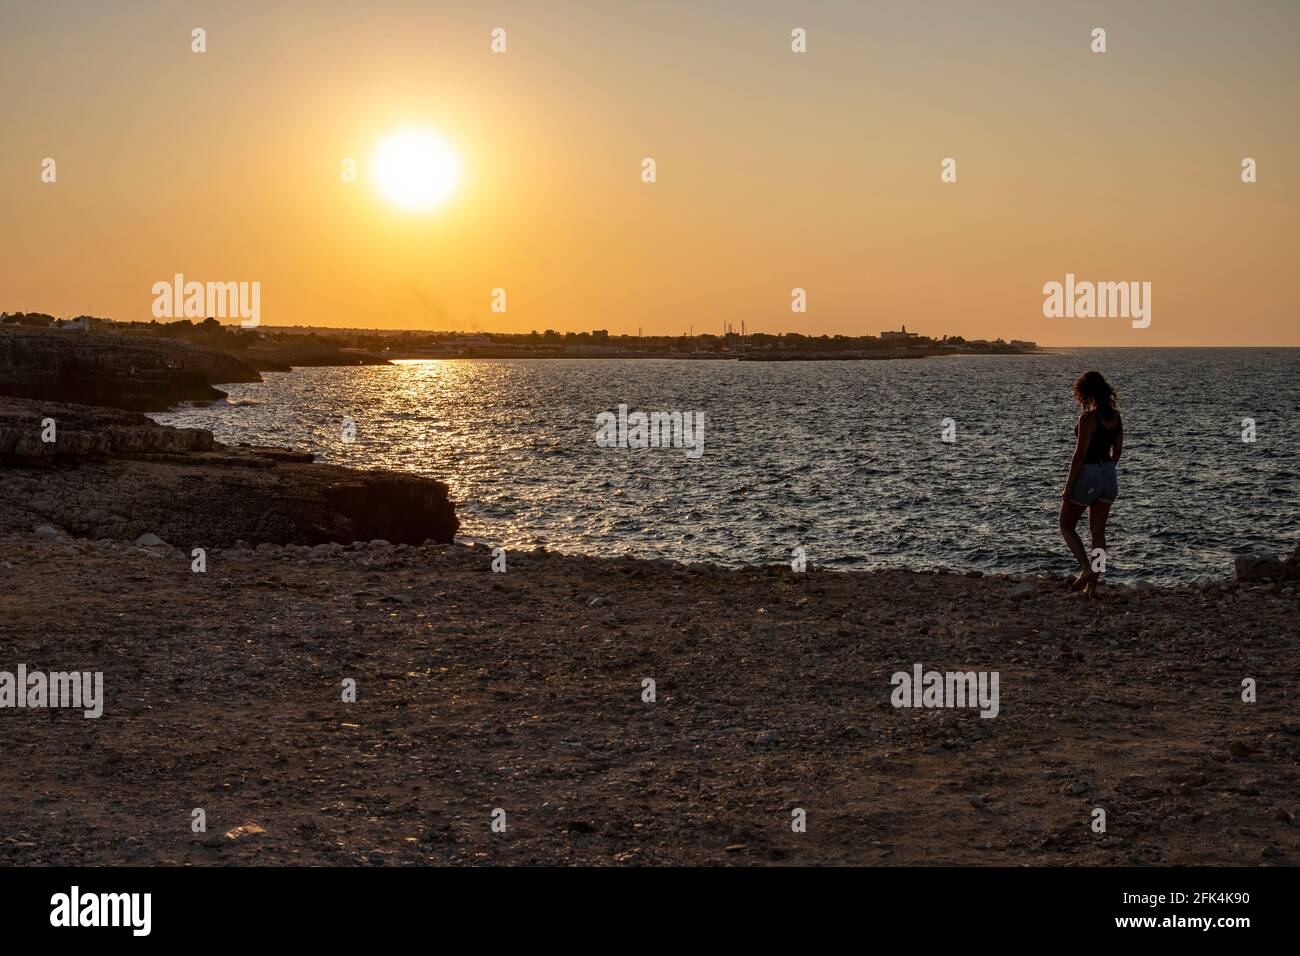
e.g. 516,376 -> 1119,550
1059,498 -> 1090,581
1084,501 -> 1111,598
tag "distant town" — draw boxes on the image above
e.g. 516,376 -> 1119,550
1,312 -> 1040,362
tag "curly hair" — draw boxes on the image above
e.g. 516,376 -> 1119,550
1073,371 -> 1117,416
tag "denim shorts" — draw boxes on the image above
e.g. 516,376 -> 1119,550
1070,462 -> 1118,506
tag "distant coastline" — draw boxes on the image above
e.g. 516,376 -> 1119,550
354,345 -> 1045,361
1,312 -> 1043,364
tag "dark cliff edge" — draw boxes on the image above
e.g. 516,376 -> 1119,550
0,328 -> 261,411
0,328 -> 459,547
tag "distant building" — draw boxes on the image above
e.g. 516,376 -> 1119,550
880,324 -> 919,340
59,316 -> 90,331
1010,339 -> 1037,351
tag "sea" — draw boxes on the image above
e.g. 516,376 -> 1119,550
152,348 -> 1300,584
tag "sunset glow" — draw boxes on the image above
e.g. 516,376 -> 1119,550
370,129 -> 461,212
1,1 -> 1297,344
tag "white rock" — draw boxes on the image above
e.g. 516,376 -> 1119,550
34,525 -> 61,538
134,533 -> 167,548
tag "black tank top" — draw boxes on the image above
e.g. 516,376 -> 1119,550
1078,411 -> 1121,464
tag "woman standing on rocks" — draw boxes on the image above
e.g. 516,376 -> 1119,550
1060,371 -> 1123,598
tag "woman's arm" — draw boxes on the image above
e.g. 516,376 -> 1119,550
1111,422 -> 1123,463
1063,413 -> 1093,498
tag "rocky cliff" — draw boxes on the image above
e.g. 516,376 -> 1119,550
0,398 -> 459,545
0,328 -> 261,411
0,397 -> 214,461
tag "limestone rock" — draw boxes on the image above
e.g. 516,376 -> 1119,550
0,398 -> 459,547
0,328 -> 260,411
0,397 -> 214,464
1234,555 -> 1288,583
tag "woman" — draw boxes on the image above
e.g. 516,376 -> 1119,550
1059,371 -> 1123,598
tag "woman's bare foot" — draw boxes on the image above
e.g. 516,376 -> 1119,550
1069,570 -> 1095,592
1083,574 -> 1101,599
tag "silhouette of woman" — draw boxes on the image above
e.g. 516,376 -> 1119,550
1060,371 -> 1122,598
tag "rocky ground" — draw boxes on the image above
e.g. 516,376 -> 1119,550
1,531 -> 1296,866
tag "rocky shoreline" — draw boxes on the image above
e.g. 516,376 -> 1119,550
0,329 -> 458,547
0,396 -> 458,546
0,328 -> 261,411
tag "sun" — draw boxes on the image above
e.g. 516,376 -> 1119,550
370,129 -> 461,212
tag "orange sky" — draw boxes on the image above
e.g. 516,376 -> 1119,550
2,0 -> 1297,345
